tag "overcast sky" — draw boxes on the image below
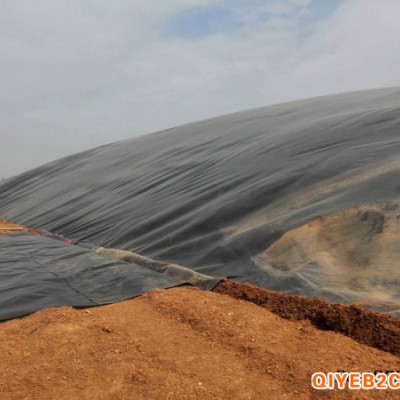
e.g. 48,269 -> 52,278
1,0 -> 400,178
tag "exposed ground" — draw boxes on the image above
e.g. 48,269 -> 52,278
0,287 -> 399,400
215,280 -> 400,357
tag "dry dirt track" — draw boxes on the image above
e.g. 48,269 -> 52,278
1,286 -> 399,400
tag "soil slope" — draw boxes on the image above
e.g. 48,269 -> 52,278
1,287 -> 399,400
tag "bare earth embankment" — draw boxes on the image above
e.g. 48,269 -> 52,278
0,286 -> 399,400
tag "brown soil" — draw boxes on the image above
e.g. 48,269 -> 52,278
0,219 -> 40,235
214,279 -> 400,357
0,286 -> 399,400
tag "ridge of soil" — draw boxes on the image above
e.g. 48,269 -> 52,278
214,279 -> 400,358
1,286 -> 399,400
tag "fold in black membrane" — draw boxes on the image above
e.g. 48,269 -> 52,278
1,88 -> 400,315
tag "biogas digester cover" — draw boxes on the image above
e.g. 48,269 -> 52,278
1,88 -> 400,312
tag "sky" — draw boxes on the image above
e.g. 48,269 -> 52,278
1,0 -> 400,178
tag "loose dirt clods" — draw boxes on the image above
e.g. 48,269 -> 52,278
0,287 -> 399,399
214,279 -> 400,357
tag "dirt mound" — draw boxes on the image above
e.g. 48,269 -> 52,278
214,279 -> 400,357
0,286 -> 399,400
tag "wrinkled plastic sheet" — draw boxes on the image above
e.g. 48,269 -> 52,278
0,233 -> 185,321
1,88 -> 400,310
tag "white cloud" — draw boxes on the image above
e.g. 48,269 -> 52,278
0,0 -> 400,178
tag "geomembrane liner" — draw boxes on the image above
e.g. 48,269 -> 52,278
1,88 -> 400,314
0,233 -> 183,321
